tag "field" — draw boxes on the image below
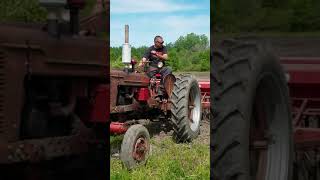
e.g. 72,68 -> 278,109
110,120 -> 210,180
110,72 -> 210,180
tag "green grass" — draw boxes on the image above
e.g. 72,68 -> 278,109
110,136 -> 210,180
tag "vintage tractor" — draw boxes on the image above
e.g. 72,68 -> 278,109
109,25 -> 207,169
0,0 -> 109,178
211,36 -> 320,180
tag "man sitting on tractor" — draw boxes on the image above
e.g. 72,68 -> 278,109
138,35 -> 172,98
139,36 -> 172,100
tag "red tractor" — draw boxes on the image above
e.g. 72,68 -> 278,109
0,0 -> 109,178
109,25 -> 209,169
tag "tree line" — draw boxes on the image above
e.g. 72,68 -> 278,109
111,33 -> 210,72
0,0 -> 98,23
213,0 -> 320,33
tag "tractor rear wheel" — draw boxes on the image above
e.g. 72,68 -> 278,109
120,124 -> 150,170
211,38 -> 293,180
171,74 -> 202,143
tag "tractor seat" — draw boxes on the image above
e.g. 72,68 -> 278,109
155,73 -> 161,79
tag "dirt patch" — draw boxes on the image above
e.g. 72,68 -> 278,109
111,117 -> 210,157
174,72 -> 210,81
150,117 -> 210,145
197,118 -> 210,145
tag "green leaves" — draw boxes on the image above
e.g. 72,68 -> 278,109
214,0 -> 320,33
0,0 -> 98,23
110,33 -> 210,72
0,0 -> 47,23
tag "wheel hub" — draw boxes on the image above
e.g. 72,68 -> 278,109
132,137 -> 148,161
188,84 -> 201,132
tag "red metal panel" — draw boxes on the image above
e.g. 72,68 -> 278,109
281,57 -> 320,85
90,84 -> 109,123
280,57 -> 320,64
294,128 -> 320,149
287,71 -> 320,84
137,88 -> 149,101
199,80 -> 210,93
110,122 -> 128,134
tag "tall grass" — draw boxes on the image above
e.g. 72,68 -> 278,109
111,136 -> 210,180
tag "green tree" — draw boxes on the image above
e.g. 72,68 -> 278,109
0,0 -> 47,22
110,33 -> 210,72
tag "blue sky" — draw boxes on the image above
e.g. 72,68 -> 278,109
110,0 -> 210,47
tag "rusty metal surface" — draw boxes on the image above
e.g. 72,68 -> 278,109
0,47 -> 25,142
0,133 -> 90,163
110,69 -> 176,117
110,70 -> 149,111
0,17 -> 108,163
111,101 -> 140,113
294,128 -> 320,149
0,25 -> 108,77
0,24 -> 108,133
163,74 -> 175,98
0,49 -> 6,136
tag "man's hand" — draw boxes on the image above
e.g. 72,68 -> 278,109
139,57 -> 147,67
154,53 -> 168,61
151,50 -> 157,55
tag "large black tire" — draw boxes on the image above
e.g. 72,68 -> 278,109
120,124 -> 150,170
211,38 -> 293,180
171,74 -> 202,143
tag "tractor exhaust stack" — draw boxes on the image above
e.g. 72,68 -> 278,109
122,25 -> 132,73
125,24 -> 129,43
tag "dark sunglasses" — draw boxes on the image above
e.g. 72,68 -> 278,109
156,41 -> 164,44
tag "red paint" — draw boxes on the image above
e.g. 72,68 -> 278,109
294,128 -> 320,149
131,59 -> 137,65
137,88 -> 150,101
90,84 -> 109,123
281,57 -> 320,85
110,122 -> 128,134
202,101 -> 210,109
199,80 -> 210,93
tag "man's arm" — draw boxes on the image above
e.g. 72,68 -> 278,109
155,53 -> 168,60
154,46 -> 168,60
139,57 -> 147,65
139,47 -> 151,66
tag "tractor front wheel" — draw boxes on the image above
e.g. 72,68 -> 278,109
120,124 -> 150,170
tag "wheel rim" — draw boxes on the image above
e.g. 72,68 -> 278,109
249,74 -> 291,180
132,136 -> 149,162
250,88 -> 269,179
188,82 -> 201,132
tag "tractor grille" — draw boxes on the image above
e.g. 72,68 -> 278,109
0,50 -> 5,134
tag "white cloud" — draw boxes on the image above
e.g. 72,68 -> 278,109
110,0 -> 202,14
110,14 -> 210,47
161,15 -> 209,30
110,0 -> 210,47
